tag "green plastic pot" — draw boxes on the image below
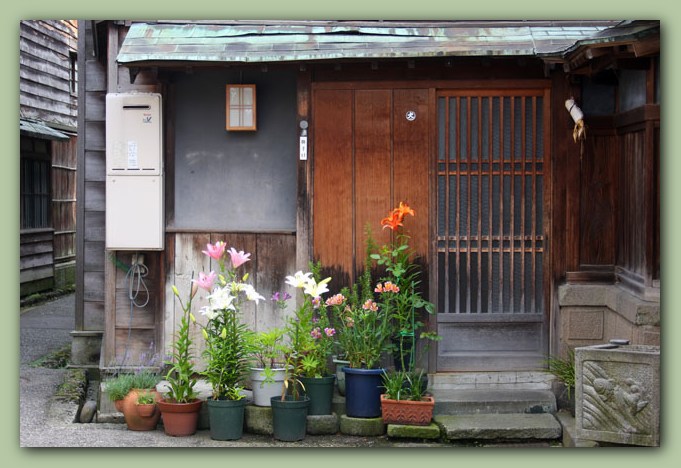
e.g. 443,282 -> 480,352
206,398 -> 248,441
270,395 -> 310,441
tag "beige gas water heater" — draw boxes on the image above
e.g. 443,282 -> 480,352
105,93 -> 164,250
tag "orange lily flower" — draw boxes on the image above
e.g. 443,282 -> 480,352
381,210 -> 403,230
396,202 -> 415,218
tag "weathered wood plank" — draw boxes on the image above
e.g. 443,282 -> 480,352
354,89 -> 392,272
255,233 -> 296,331
20,252 -> 54,270
20,265 -> 54,282
393,88 -> 431,264
313,89 -> 354,289
84,241 -> 105,272
84,211 -> 105,242
84,181 -> 105,211
84,150 -> 106,182
20,240 -> 53,256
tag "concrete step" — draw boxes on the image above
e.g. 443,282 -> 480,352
429,371 -> 554,391
435,413 -> 562,441
430,388 -> 557,415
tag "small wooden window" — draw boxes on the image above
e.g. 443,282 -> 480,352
226,84 -> 256,131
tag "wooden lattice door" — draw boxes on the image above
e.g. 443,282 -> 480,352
435,89 -> 550,371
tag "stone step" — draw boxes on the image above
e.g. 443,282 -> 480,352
430,388 -> 557,415
429,371 -> 554,391
435,413 -> 562,441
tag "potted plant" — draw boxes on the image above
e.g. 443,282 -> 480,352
267,270 -> 332,441
104,367 -> 162,431
545,348 -> 576,416
327,266 -> 392,419
370,202 -> 438,372
135,390 -> 157,418
286,264 -> 337,415
249,326 -> 287,406
157,275 -> 202,437
196,244 -> 262,440
380,369 -> 434,426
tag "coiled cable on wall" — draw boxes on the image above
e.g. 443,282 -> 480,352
120,253 -> 150,366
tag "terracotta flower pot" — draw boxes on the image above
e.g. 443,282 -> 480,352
380,394 -> 435,426
157,399 -> 203,437
119,388 -> 162,431
136,403 -> 156,418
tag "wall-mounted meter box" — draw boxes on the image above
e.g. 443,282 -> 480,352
105,93 -> 164,250
106,93 -> 162,175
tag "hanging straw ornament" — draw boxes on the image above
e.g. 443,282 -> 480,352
565,98 -> 586,142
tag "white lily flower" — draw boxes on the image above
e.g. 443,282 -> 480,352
285,271 -> 313,289
303,277 -> 331,298
243,284 -> 266,304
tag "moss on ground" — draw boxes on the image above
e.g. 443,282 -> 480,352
30,344 -> 71,369
54,368 -> 87,404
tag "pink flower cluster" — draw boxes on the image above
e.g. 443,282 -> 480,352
362,299 -> 379,312
375,281 -> 400,293
310,327 -> 336,339
325,293 -> 346,306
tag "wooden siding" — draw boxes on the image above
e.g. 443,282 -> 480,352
20,229 -> 54,287
52,137 -> 77,263
615,105 -> 660,293
156,232 -> 296,370
76,20 -> 106,332
19,20 -> 78,129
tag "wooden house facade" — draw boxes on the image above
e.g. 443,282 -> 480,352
20,20 -> 78,297
73,21 -> 660,380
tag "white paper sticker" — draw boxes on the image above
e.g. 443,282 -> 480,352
127,141 -> 139,169
299,136 -> 308,160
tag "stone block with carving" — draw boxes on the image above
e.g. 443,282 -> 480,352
575,343 -> 659,447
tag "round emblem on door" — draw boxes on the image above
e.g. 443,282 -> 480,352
406,110 -> 416,121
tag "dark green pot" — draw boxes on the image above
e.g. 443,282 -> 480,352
270,395 -> 310,441
299,376 -> 335,415
206,398 -> 248,441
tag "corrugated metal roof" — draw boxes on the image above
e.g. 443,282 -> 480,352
116,20 -> 621,64
20,119 -> 70,141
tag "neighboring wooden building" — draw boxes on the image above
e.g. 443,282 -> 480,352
20,20 -> 78,297
73,21 -> 660,382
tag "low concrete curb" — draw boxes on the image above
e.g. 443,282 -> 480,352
339,415 -> 386,436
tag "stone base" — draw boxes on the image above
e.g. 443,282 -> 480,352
387,423 -> 441,439
339,415 -> 385,436
245,404 -> 273,435
555,411 -> 599,447
307,413 -> 339,435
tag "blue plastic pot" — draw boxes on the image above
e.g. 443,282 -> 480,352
343,367 -> 385,418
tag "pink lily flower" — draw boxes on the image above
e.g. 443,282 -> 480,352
202,241 -> 226,260
193,271 -> 217,291
227,247 -> 251,268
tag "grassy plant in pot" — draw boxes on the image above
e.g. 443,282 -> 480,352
268,270 -> 333,441
157,279 -> 201,437
249,326 -> 287,406
136,390 -> 157,418
545,348 -> 576,416
380,369 -> 434,426
196,244 -> 262,440
285,266 -> 337,416
370,202 -> 438,373
328,267 -> 392,419
104,366 -> 162,431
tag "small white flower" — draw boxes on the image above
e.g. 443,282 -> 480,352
242,284 -> 265,304
200,305 -> 219,321
303,277 -> 331,298
285,271 -> 313,289
207,286 -> 236,311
